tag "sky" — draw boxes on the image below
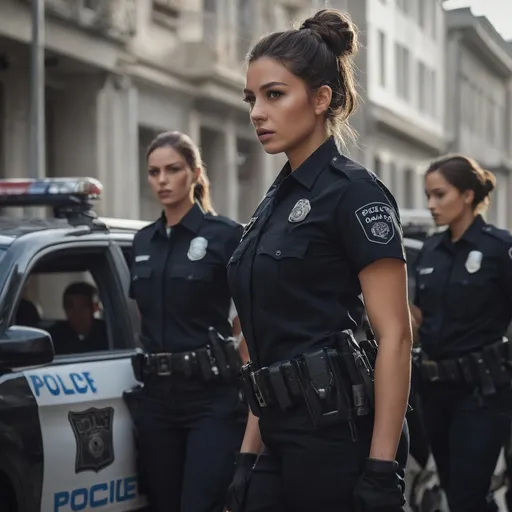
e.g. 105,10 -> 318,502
443,0 -> 512,40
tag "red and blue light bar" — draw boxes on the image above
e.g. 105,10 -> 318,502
0,177 -> 103,207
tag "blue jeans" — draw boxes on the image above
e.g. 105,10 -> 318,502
421,382 -> 511,512
134,377 -> 244,512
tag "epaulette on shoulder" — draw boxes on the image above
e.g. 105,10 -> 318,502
135,219 -> 158,237
205,213 -> 239,229
329,155 -> 374,182
481,224 -> 512,244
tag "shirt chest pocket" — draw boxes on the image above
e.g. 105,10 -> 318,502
449,268 -> 495,320
255,234 -> 310,281
168,265 -> 215,283
131,264 -> 153,305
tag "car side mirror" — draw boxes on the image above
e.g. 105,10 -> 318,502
0,326 -> 54,369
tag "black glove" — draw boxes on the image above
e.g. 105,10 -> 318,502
225,452 -> 258,512
353,458 -> 405,512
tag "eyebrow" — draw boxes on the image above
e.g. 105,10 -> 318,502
243,81 -> 289,95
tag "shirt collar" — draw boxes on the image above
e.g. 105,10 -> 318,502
270,136 -> 339,193
151,202 -> 204,240
434,215 -> 485,250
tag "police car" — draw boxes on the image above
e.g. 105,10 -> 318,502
0,178 -> 150,512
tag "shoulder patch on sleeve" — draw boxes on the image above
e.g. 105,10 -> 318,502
355,202 -> 396,245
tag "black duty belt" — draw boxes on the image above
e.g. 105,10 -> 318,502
240,331 -> 379,430
142,347 -> 215,379
132,329 -> 243,384
418,339 -> 512,395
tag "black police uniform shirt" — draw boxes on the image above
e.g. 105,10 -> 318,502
414,214 -> 512,360
227,137 -> 406,368
129,203 -> 243,353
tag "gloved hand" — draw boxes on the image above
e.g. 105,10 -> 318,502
225,452 -> 258,512
353,458 -> 406,512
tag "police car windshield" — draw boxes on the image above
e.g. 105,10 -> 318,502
0,248 -> 6,264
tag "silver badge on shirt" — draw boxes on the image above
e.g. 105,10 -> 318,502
465,250 -> 483,274
187,237 -> 208,261
288,199 -> 311,223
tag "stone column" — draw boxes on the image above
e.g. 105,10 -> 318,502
1,67 -> 30,180
96,74 -> 140,219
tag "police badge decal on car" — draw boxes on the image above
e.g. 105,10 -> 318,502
68,407 -> 115,473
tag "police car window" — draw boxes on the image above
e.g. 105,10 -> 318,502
14,247 -> 126,356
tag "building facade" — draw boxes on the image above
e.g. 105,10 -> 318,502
343,0 -> 446,214
445,8 -> 512,228
0,1 -> 511,228
0,0 -> 311,224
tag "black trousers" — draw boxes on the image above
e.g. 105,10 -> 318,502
245,404 -> 409,512
421,382 -> 511,512
134,376 -> 244,512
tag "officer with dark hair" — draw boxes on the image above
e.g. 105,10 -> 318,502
128,131 -> 246,512
411,154 -> 512,512
225,9 -> 411,512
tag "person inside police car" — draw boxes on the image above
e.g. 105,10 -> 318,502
128,130 -> 247,512
49,281 -> 108,355
410,154 -> 512,512
225,9 -> 411,512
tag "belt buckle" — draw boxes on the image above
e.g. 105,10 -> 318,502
156,354 -> 172,376
423,360 -> 440,382
250,371 -> 267,408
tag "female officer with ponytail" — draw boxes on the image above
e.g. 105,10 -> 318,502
411,154 -> 512,512
128,131 -> 246,512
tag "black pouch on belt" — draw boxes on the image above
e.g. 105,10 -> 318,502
296,348 -> 351,428
208,328 -> 233,384
240,361 -> 263,417
336,332 -> 373,416
482,342 -> 512,388
130,349 -> 145,383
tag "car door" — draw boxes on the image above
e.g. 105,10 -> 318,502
9,238 -> 147,512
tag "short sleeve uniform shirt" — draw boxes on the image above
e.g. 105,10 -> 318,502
414,215 -> 512,359
129,203 -> 243,353
227,137 -> 406,367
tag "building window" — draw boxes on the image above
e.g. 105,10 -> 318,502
153,0 -> 181,18
378,30 -> 386,87
430,69 -> 437,117
395,44 -> 410,101
487,98 -> 495,145
418,0 -> 426,28
237,0 -> 254,62
404,168 -> 415,209
418,62 -> 427,112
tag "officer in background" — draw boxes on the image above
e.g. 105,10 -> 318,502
410,154 -> 512,512
128,131 -> 245,512
226,9 -> 411,512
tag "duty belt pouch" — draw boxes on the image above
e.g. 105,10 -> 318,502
482,342 -> 512,388
470,352 -> 496,396
297,348 -> 350,428
208,328 -> 242,383
196,349 -> 214,382
337,332 -> 373,416
241,361 -> 263,417
130,350 -> 145,383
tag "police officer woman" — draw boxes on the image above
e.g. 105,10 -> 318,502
411,154 -> 512,512
129,131 -> 245,512
225,9 -> 411,512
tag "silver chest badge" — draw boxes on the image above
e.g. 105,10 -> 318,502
187,237 -> 208,261
465,250 -> 483,274
288,199 -> 311,223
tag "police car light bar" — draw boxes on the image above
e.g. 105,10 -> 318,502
0,177 -> 103,208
